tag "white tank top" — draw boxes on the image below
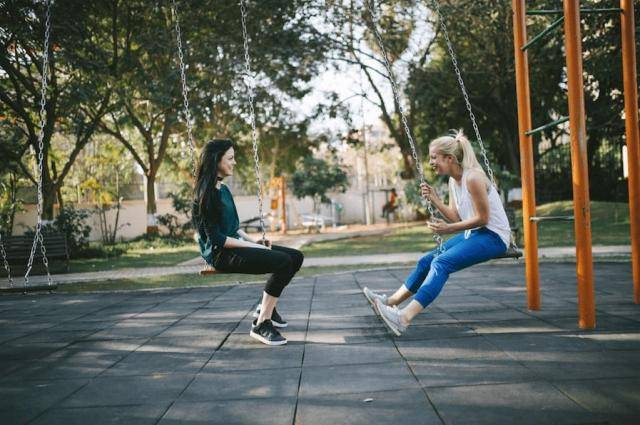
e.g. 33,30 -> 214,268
448,169 -> 511,247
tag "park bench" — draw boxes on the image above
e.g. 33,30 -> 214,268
239,214 -> 280,233
300,213 -> 334,233
2,233 -> 70,275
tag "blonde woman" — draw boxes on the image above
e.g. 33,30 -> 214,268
364,130 -> 510,336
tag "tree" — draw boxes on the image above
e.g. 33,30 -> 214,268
409,0 -> 566,179
100,0 -> 328,234
0,0 -> 120,219
409,0 -> 638,201
315,0 -> 435,178
291,156 -> 349,214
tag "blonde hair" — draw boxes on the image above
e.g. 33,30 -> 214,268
429,129 -> 486,175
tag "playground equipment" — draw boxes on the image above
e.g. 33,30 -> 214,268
171,0 -> 268,275
512,0 -> 640,328
268,176 -> 287,234
367,0 -> 523,259
0,0 -> 57,293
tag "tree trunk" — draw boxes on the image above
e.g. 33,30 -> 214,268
146,171 -> 158,235
7,173 -> 19,236
42,171 -> 56,222
399,149 -> 417,180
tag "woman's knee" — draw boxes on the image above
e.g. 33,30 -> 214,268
430,255 -> 457,275
292,249 -> 304,271
417,252 -> 436,271
277,254 -> 293,271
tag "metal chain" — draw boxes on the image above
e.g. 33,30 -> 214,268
25,0 -> 53,288
0,233 -> 13,287
365,0 -> 444,252
171,0 -> 197,179
428,0 -> 495,187
429,0 -> 519,251
240,0 -> 267,242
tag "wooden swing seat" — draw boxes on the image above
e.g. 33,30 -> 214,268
199,266 -> 220,275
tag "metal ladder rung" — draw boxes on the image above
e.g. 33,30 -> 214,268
525,116 -> 570,136
529,215 -> 574,222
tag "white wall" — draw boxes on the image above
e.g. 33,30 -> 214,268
11,186 -> 413,241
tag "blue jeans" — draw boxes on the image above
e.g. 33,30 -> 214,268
405,228 -> 507,307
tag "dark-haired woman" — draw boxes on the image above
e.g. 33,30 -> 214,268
192,139 -> 304,346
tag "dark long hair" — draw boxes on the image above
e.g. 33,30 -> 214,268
194,139 -> 234,226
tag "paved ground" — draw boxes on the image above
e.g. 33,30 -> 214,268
1,262 -> 639,424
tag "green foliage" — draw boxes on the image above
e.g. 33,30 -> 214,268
0,172 -> 26,235
409,0 -> 637,201
291,157 -> 349,211
37,206 -> 92,256
0,0 -> 120,218
402,179 -> 424,217
157,213 -> 181,238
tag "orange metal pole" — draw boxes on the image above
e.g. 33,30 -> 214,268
620,0 -> 640,304
512,0 -> 540,310
563,0 -> 596,329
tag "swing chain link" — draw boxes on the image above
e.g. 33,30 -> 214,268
0,233 -> 13,286
25,0 -> 53,288
240,0 -> 267,243
429,0 -> 519,252
171,0 -> 197,179
428,0 -> 495,188
365,0 -> 444,252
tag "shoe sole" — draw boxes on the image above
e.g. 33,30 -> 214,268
363,288 -> 382,314
377,304 -> 403,337
249,330 -> 287,346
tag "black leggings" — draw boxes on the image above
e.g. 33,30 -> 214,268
213,245 -> 304,297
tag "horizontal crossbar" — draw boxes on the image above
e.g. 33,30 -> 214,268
526,8 -> 623,16
525,116 -> 570,136
529,215 -> 574,222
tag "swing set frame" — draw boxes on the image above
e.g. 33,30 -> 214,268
512,0 -> 640,329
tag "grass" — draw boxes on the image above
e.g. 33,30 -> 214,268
531,201 -> 631,247
56,263 -> 412,293
303,201 -> 631,257
61,200 -> 631,274
69,245 -> 200,273
303,225 -> 439,257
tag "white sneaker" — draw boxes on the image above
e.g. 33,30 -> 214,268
363,287 -> 388,312
376,299 -> 407,336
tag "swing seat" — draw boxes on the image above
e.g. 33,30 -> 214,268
496,246 -> 523,260
199,266 -> 220,275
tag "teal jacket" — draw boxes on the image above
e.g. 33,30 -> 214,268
192,184 -> 240,265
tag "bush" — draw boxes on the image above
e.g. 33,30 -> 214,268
157,213 -> 181,238
33,206 -> 92,257
167,182 -> 194,233
127,233 -> 194,249
73,244 -> 126,259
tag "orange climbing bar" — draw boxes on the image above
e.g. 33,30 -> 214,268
562,0 -> 595,329
511,0 -> 540,310
620,0 -> 640,304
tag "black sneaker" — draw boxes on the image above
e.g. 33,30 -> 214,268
250,319 -> 287,346
252,306 -> 288,328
